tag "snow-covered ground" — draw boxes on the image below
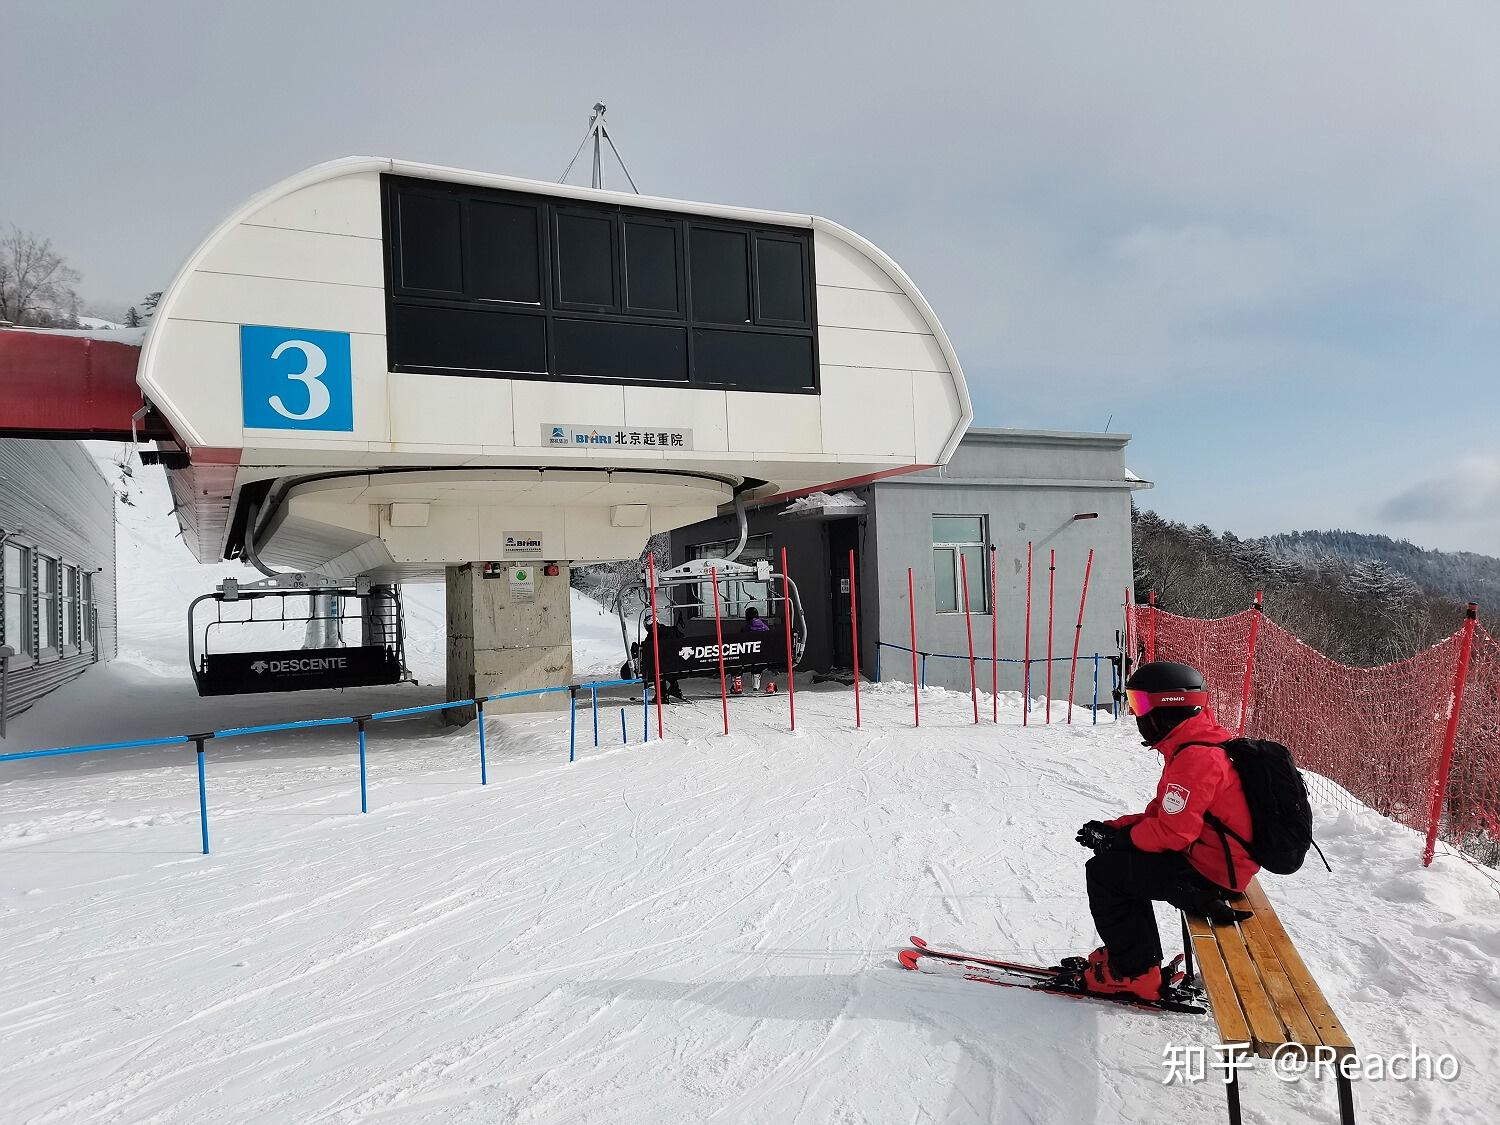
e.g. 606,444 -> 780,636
0,461 -> 1496,1123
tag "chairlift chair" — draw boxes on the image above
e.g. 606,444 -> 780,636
187,575 -> 408,696
616,555 -> 808,687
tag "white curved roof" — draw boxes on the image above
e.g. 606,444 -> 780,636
135,157 -> 974,569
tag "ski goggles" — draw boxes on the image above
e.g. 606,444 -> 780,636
1125,688 -> 1210,717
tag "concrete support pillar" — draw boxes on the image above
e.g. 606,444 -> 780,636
446,563 -> 573,720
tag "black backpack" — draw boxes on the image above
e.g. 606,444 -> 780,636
1182,739 -> 1328,883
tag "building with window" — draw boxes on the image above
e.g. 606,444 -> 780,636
0,438 -> 117,726
666,428 -> 1149,702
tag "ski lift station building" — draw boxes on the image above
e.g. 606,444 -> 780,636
130,157 -> 972,706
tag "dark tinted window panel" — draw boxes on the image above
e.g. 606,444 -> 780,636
690,227 -> 750,324
692,328 -> 816,391
469,200 -> 541,303
555,210 -> 617,308
397,192 -> 463,293
755,236 -> 808,325
389,304 -> 547,374
554,319 -> 688,382
624,219 -> 682,315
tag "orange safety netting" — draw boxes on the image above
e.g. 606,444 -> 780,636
1132,605 -> 1500,859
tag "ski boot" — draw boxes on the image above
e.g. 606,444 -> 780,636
1079,947 -> 1165,1002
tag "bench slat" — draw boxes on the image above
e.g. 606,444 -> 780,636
1208,915 -> 1288,1057
1236,910 -> 1321,1047
1187,915 -> 1252,1046
1241,879 -> 1355,1054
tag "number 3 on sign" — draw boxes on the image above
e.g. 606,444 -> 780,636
240,325 -> 354,432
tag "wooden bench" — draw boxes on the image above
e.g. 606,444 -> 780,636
1180,877 -> 1357,1124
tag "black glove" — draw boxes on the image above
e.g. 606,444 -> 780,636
1075,821 -> 1130,853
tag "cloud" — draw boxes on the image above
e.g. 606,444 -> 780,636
1378,455 -> 1500,523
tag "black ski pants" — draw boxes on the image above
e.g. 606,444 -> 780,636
1086,848 -> 1229,977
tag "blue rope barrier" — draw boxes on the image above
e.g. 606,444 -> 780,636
371,699 -> 469,722
214,716 -> 355,739
0,734 -> 189,763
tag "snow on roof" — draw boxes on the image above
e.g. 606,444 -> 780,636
1,324 -> 148,345
781,490 -> 867,517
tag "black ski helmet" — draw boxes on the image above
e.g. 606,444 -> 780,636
1125,661 -> 1209,745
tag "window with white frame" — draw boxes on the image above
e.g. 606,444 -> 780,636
61,564 -> 79,648
932,516 -> 990,614
36,556 -> 58,653
687,534 -> 773,621
81,572 -> 94,648
3,543 -> 33,657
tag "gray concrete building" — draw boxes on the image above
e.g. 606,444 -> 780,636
1,439 -> 117,729
666,428 -> 1148,706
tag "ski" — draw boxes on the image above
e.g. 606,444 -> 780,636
899,948 -> 1207,1015
907,935 -> 1073,978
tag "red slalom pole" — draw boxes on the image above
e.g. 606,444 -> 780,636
989,544 -> 998,723
1238,591 -> 1263,736
1067,549 -> 1095,724
711,566 -> 729,735
908,567 -> 920,727
1424,602 -> 1479,866
1023,542 -> 1033,726
849,549 -> 861,728
1147,590 -> 1158,662
1046,548 -> 1056,724
781,547 -> 796,732
647,552 -> 664,740
961,552 -> 978,723
1123,587 -> 1133,678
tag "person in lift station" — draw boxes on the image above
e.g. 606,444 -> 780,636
744,606 -> 771,632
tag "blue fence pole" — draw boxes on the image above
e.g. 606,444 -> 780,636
921,654 -> 927,688
875,645 -> 882,683
357,718 -> 369,813
477,699 -> 488,785
194,735 -> 211,855
1092,654 -> 1100,725
592,685 -> 599,747
642,686 -> 649,743
621,707 -> 627,745
569,687 -> 578,763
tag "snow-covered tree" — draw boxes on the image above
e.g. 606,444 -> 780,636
0,225 -> 81,326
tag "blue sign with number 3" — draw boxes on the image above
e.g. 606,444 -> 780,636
240,325 -> 354,431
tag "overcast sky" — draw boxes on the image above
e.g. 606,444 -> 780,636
4,1 -> 1498,555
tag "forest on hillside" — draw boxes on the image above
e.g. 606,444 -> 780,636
1132,510 -> 1493,666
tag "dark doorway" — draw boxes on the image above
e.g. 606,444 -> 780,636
826,518 -> 859,669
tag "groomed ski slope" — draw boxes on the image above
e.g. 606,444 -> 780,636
3,684 -> 1498,1124
1,459 -> 1497,1123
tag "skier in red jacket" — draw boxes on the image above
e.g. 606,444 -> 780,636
1074,661 -> 1256,1000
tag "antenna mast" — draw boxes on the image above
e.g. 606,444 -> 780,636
558,102 -> 640,192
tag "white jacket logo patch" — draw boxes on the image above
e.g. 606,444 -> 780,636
1163,783 -> 1191,815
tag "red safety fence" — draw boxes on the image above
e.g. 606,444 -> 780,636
1132,600 -> 1500,865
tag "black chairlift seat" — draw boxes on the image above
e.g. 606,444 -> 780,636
619,554 -> 807,684
188,577 -> 407,697
638,620 -> 791,682
195,645 -> 404,697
